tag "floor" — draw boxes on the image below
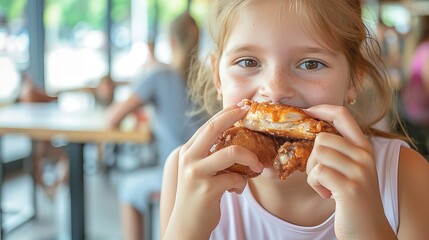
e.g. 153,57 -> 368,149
2,142 -> 159,240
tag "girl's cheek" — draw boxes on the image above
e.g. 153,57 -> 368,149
222,86 -> 255,107
220,72 -> 262,105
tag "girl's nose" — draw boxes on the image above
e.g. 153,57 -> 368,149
258,69 -> 294,103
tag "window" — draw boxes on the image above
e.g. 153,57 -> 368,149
0,0 -> 28,104
44,0 -> 109,94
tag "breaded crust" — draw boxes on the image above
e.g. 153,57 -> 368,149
210,127 -> 279,178
236,100 -> 338,140
274,141 -> 314,180
212,100 -> 340,180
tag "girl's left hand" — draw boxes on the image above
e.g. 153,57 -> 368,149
305,105 -> 395,240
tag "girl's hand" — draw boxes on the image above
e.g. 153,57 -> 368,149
305,105 -> 396,240
167,101 -> 264,239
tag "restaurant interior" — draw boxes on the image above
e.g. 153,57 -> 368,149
1,0 -> 429,239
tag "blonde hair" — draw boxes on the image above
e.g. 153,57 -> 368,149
189,0 -> 402,138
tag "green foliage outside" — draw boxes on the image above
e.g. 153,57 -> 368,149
0,0 -> 27,21
0,0 -> 205,34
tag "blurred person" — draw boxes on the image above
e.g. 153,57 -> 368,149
144,39 -> 159,70
55,74 -> 116,108
373,18 -> 404,133
377,19 -> 403,90
105,12 -> 205,240
401,15 -> 429,156
92,74 -> 116,107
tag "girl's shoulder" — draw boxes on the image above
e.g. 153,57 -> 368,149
394,140 -> 429,237
369,136 -> 410,156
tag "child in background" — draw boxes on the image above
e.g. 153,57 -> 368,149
106,12 -> 204,240
160,1 -> 429,239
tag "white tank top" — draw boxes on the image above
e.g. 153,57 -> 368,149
210,137 -> 407,239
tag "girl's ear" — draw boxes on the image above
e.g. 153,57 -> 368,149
211,52 -> 222,95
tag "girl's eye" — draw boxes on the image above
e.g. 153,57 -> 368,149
237,59 -> 259,68
298,60 -> 326,70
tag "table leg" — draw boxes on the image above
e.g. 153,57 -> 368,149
67,143 -> 85,240
0,136 -> 3,240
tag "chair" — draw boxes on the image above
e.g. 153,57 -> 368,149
0,134 -> 35,237
147,190 -> 160,240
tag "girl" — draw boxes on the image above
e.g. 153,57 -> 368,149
161,1 -> 429,239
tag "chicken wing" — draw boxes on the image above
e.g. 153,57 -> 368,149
274,140 -> 314,180
210,127 -> 279,178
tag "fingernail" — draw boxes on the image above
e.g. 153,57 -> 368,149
241,104 -> 250,110
237,99 -> 245,107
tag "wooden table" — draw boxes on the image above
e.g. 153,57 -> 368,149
0,102 -> 151,239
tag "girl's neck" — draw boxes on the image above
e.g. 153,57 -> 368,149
250,172 -> 317,199
248,172 -> 335,226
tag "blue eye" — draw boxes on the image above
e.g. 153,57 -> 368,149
298,60 -> 326,70
237,59 -> 259,68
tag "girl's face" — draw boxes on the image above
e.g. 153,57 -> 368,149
215,0 -> 356,109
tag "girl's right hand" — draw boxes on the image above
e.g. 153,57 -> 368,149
167,101 -> 264,239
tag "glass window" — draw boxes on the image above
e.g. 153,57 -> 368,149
381,4 -> 411,35
44,0 -> 109,94
112,0 -> 191,83
0,0 -> 28,104
111,0 -> 146,82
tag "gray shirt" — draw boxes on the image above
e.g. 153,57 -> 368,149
133,66 -> 204,167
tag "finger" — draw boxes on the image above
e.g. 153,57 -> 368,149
305,105 -> 372,153
314,132 -> 374,167
213,172 -> 248,195
182,101 -> 249,152
307,164 -> 345,199
182,104 -> 237,151
306,133 -> 352,174
196,145 -> 264,175
307,164 -> 332,198
307,141 -> 362,179
190,106 -> 251,157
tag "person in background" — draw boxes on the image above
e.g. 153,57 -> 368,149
160,0 -> 429,239
144,39 -> 159,70
377,18 -> 403,90
92,74 -> 116,107
400,15 -> 429,157
55,74 -> 116,108
105,12 -> 204,240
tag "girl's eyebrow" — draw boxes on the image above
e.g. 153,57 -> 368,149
224,44 -> 263,56
224,45 -> 338,57
296,46 -> 337,56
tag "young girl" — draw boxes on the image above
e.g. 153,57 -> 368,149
160,1 -> 429,239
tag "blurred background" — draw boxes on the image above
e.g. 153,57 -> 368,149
0,0 -> 428,239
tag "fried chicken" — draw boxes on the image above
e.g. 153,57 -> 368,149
210,127 -> 279,178
236,100 -> 338,140
274,140 -> 314,180
211,100 -> 338,180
